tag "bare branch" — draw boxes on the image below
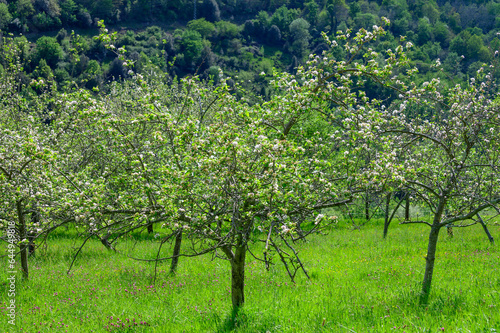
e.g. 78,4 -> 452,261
399,220 -> 432,227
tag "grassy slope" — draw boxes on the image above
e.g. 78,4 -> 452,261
1,221 -> 499,332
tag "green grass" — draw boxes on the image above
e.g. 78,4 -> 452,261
1,222 -> 499,332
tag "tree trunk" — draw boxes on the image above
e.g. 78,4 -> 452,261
29,208 -> 39,256
383,192 -> 392,239
100,232 -> 115,250
28,232 -> 35,256
147,224 -> 153,234
230,246 -> 246,309
365,193 -> 370,222
16,200 -> 29,279
420,225 -> 441,304
169,229 -> 183,274
420,196 -> 446,304
477,214 -> 494,244
446,225 -> 454,238
405,194 -> 410,220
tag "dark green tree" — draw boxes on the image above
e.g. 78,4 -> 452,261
433,21 -> 450,47
289,18 -> 310,59
267,24 -> 282,45
416,18 -> 432,45
80,59 -> 103,89
60,0 -> 78,24
254,10 -> 270,37
32,58 -> 54,81
304,0 -> 319,26
200,0 -> 220,22
327,0 -> 348,32
215,20 -> 240,40
33,36 -> 64,68
0,3 -> 13,30
180,29 -> 204,65
270,5 -> 300,37
354,12 -> 377,30
187,18 -> 216,38
16,0 -> 35,20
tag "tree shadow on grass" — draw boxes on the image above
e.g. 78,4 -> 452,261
215,308 -> 247,332
214,307 -> 279,332
391,284 -> 469,316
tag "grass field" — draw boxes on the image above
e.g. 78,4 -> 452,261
1,221 -> 499,332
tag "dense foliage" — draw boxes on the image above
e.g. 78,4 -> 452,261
1,0 -> 500,97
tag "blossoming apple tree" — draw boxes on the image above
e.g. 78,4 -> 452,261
381,69 -> 500,304
0,36 -> 77,278
325,54 -> 500,303
62,19 -> 415,310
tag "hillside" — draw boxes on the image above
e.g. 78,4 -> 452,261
1,0 -> 499,95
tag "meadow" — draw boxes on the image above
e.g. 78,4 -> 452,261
1,221 -> 499,332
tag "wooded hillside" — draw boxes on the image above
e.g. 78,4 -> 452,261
1,0 -> 500,96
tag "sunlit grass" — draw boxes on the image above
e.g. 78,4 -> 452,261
1,221 -> 498,332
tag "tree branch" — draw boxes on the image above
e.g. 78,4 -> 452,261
440,197 -> 500,227
399,220 -> 432,227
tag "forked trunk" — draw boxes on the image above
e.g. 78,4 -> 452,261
169,229 -> 183,274
100,233 -> 115,250
16,200 -> 29,279
230,246 -> 246,308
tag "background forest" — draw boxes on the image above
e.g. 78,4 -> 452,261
1,0 -> 500,95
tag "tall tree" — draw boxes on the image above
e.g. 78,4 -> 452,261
289,18 -> 311,59
326,0 -> 348,32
